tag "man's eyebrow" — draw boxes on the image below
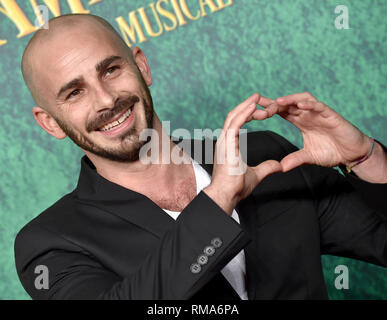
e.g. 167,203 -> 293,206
56,76 -> 84,99
95,55 -> 123,73
56,56 -> 123,99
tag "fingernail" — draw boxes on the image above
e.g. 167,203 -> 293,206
277,98 -> 284,102
249,103 -> 256,109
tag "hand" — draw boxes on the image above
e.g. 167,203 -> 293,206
256,92 -> 373,172
204,94 -> 283,215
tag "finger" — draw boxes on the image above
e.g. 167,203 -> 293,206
276,92 -> 317,106
223,93 -> 260,130
280,149 -> 312,172
297,100 -> 335,120
251,109 -> 269,120
296,100 -> 314,110
228,102 -> 257,134
258,98 -> 292,114
251,103 -> 279,120
219,104 -> 257,164
256,95 -> 275,108
253,159 -> 283,183
297,100 -> 325,112
288,105 -> 302,115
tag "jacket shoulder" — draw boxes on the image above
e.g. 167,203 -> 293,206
16,191 -> 76,234
14,192 -> 79,261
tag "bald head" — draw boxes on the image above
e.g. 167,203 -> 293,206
21,14 -> 132,110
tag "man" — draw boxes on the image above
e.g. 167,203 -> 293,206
15,13 -> 387,300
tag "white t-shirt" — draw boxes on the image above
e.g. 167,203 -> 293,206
163,159 -> 248,300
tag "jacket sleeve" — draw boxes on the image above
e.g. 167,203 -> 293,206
265,130 -> 387,266
14,191 -> 250,300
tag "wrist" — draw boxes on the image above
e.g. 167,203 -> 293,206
344,137 -> 375,172
349,141 -> 387,183
203,184 -> 237,216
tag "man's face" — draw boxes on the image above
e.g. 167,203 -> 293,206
34,22 -> 154,162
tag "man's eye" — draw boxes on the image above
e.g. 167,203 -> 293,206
105,66 -> 119,75
67,89 -> 81,99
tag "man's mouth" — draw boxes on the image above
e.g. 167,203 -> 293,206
97,105 -> 134,133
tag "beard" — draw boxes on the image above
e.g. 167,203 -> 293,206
54,83 -> 154,163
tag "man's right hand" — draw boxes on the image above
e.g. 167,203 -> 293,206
204,93 -> 283,215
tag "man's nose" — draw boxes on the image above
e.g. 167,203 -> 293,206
91,82 -> 117,113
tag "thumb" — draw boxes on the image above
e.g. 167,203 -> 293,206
280,149 -> 311,172
253,160 -> 283,183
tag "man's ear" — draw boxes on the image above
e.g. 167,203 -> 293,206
32,106 -> 67,139
132,46 -> 152,86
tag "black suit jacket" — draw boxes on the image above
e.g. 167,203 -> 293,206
14,131 -> 387,299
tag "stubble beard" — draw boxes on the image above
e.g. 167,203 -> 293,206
54,85 -> 154,163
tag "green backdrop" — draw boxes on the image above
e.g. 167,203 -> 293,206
0,0 -> 386,300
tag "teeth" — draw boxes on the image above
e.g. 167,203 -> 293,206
100,108 -> 132,132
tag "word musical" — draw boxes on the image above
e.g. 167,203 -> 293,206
0,0 -> 233,47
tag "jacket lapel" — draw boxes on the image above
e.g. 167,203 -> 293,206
75,156 -> 176,239
74,138 -> 216,239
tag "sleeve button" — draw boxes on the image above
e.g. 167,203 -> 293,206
211,237 -> 222,248
197,254 -> 209,265
204,246 -> 215,256
190,263 -> 201,274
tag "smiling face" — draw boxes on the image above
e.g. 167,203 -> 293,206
22,15 -> 154,162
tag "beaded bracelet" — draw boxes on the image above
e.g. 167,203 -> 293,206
346,138 -> 375,173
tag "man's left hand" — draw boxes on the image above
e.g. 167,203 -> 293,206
255,92 -> 373,172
